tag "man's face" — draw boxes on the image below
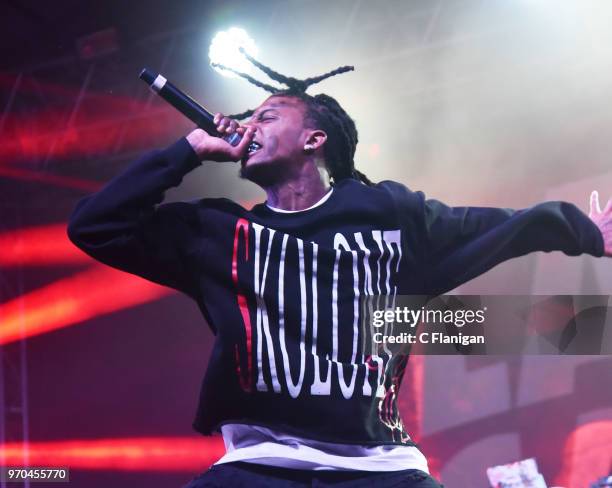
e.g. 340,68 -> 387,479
239,96 -> 311,183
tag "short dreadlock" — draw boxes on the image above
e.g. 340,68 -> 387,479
212,48 -> 373,186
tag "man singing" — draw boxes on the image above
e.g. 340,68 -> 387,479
67,53 -> 611,487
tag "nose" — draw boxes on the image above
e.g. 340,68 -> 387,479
242,120 -> 257,131
241,121 -> 259,138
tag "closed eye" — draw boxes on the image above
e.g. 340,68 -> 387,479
252,109 -> 279,123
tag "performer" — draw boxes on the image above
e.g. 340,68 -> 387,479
66,52 -> 611,487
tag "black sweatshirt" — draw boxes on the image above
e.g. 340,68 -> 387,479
66,137 -> 604,446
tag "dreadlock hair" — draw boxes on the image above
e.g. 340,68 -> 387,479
212,49 -> 373,186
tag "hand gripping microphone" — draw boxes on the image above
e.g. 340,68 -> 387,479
139,68 -> 242,146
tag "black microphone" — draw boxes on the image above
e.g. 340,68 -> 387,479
139,68 -> 242,146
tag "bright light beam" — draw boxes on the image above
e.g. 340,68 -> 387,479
0,437 -> 225,471
0,264 -> 173,345
208,27 -> 258,79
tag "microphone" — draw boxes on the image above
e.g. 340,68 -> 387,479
139,68 -> 242,146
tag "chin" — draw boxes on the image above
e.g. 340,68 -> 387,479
239,159 -> 281,186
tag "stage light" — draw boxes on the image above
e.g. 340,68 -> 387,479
208,27 -> 258,78
0,264 -> 172,345
0,437 -> 225,471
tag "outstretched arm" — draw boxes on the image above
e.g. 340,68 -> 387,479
588,190 -> 612,257
417,192 -> 605,295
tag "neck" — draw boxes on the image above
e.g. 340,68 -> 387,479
264,160 -> 331,211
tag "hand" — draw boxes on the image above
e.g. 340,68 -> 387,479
186,113 -> 255,162
588,190 -> 612,257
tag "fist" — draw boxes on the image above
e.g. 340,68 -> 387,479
186,113 -> 255,162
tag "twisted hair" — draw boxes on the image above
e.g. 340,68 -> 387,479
213,49 -> 373,186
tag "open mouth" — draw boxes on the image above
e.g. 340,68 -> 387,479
248,141 -> 262,155
243,141 -> 262,163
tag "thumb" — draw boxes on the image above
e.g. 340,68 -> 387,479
590,190 -> 601,216
229,126 -> 255,159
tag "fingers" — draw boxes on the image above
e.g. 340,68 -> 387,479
229,126 -> 255,158
590,190 -> 601,215
216,115 -> 240,134
226,119 -> 240,134
605,197 -> 612,214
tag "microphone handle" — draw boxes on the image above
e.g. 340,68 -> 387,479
139,69 -> 242,147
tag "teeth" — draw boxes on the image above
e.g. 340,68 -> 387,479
248,142 -> 261,154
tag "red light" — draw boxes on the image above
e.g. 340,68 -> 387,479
555,420 -> 612,487
0,437 -> 225,472
0,166 -> 101,192
0,223 -> 93,267
0,264 -> 172,345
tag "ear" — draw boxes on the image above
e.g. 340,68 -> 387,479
304,129 -> 327,152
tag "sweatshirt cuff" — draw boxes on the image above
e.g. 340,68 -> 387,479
161,137 -> 202,174
593,225 -> 605,257
581,212 -> 605,257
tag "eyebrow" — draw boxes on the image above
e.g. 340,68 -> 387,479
251,107 -> 280,119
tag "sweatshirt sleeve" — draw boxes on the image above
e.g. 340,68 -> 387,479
421,195 -> 605,294
66,137 -> 202,300
380,181 -> 605,295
